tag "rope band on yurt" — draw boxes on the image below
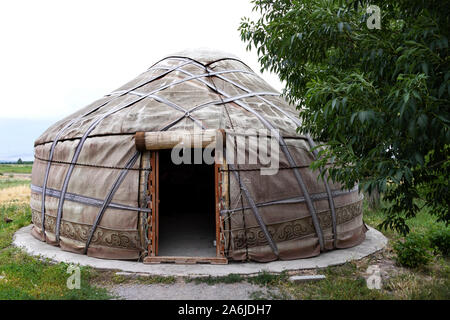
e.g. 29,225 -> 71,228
39,59 -> 194,238
34,155 -> 152,171
32,184 -> 151,213
84,151 -> 140,254
220,187 -> 357,215
121,91 -> 280,131
229,164 -> 279,256
208,71 -> 251,259
40,122 -> 74,240
236,170 -> 250,260
304,136 -> 338,248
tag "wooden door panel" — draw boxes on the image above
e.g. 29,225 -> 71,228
148,151 -> 159,256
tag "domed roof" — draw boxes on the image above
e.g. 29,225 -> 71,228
161,47 -> 243,64
35,49 -> 301,147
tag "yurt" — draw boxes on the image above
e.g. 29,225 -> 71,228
30,49 -> 367,264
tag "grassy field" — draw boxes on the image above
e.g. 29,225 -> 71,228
0,203 -> 112,299
0,164 -> 33,175
0,170 -> 112,299
0,179 -> 30,190
0,175 -> 448,300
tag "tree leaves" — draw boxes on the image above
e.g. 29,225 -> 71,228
240,0 -> 450,232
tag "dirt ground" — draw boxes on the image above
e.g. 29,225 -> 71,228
106,281 -> 279,300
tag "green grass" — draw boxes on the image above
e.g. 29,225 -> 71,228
0,203 -> 32,249
288,263 -> 389,300
254,258 -> 449,300
247,271 -> 289,286
0,164 -> 33,175
185,271 -> 289,286
186,273 -> 245,285
363,199 -> 447,238
186,267 -> 390,300
280,273 -> 388,300
111,274 -> 176,285
383,270 -> 450,300
0,202 -> 112,300
0,249 -> 111,299
0,179 -> 30,190
185,272 -> 290,286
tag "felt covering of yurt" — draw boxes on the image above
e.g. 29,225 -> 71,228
30,49 -> 367,262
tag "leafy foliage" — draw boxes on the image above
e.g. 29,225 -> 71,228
240,0 -> 449,234
0,164 -> 33,174
393,233 -> 432,268
428,226 -> 450,256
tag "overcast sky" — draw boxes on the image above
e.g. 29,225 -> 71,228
0,0 -> 283,161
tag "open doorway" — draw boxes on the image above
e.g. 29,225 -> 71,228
157,149 -> 216,257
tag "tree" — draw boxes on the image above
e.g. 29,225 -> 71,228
17,158 -> 23,164
240,0 -> 449,235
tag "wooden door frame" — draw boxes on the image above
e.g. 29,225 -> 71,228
143,149 -> 227,265
148,150 -> 159,256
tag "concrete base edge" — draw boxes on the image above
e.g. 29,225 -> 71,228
13,225 -> 387,277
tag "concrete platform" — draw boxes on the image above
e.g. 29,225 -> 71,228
12,225 -> 387,277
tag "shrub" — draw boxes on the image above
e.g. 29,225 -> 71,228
428,227 -> 450,256
393,233 -> 432,268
